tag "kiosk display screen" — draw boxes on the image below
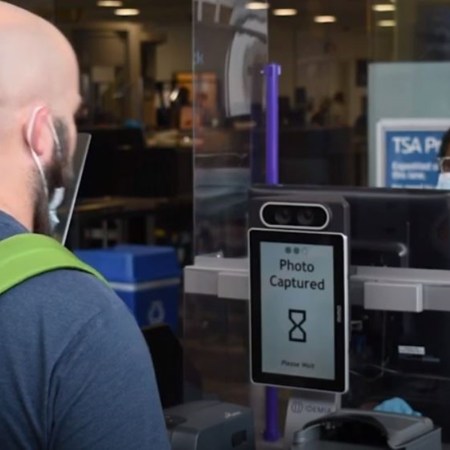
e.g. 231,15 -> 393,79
249,228 -> 348,392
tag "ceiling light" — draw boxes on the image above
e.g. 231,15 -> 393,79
97,0 -> 123,7
314,15 -> 337,24
377,19 -> 396,27
372,4 -> 396,12
114,8 -> 140,16
246,1 -> 269,10
273,8 -> 298,16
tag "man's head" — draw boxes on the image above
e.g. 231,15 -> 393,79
0,2 -> 80,234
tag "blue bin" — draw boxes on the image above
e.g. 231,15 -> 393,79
75,245 -> 181,333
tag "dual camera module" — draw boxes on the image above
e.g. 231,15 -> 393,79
262,203 -> 329,229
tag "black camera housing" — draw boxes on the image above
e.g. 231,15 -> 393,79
261,202 -> 330,229
249,185 -> 350,235
248,185 -> 351,393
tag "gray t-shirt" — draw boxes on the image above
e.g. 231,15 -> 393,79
0,211 -> 170,450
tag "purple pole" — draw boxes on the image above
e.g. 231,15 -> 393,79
265,64 -> 281,185
263,63 -> 281,443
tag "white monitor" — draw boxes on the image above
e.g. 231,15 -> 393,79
249,227 -> 349,393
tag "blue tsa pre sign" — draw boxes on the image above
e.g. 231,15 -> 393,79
376,119 -> 450,188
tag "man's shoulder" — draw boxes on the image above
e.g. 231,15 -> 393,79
0,267 -> 131,342
15,267 -> 119,307
0,268 -> 170,450
0,212 -> 121,316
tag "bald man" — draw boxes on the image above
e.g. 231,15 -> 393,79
0,3 -> 170,449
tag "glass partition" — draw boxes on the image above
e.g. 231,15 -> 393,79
266,1 -> 370,189
188,2 -> 450,444
368,0 -> 450,188
193,0 -> 268,257
354,2 -> 450,441
185,0 -> 268,428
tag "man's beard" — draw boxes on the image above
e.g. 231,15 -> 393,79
33,119 -> 72,235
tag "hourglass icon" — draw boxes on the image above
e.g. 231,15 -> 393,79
289,309 -> 307,342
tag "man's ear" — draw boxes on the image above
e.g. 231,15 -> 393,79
23,105 -> 53,159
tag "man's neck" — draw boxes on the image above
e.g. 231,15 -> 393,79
0,198 -> 32,232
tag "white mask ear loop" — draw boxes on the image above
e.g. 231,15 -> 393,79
48,119 -> 61,152
26,106 -> 49,197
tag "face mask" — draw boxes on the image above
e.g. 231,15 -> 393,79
437,172 -> 450,190
27,107 -> 65,232
47,186 -> 65,230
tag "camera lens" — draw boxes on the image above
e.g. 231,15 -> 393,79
296,208 -> 315,226
274,207 -> 292,225
296,207 -> 327,227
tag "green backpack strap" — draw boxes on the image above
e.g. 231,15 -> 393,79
0,233 -> 106,296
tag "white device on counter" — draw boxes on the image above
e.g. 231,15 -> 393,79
249,227 -> 349,393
